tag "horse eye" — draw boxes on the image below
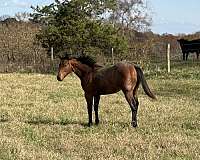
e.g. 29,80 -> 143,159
64,63 -> 68,67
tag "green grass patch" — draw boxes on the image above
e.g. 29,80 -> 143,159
0,62 -> 199,159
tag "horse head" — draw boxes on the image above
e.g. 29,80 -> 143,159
57,55 -> 76,81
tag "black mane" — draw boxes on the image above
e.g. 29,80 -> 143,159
77,55 -> 96,68
62,54 -> 97,68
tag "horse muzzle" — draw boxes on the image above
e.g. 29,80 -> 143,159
57,75 -> 62,81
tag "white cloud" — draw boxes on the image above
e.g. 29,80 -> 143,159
3,2 -> 8,7
1,0 -> 31,8
13,0 -> 31,8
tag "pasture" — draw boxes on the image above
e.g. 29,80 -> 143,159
0,62 -> 200,160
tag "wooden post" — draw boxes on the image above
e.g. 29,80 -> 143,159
111,47 -> 114,64
167,43 -> 170,73
51,47 -> 54,61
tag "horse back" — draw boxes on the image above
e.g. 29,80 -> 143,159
92,62 -> 137,95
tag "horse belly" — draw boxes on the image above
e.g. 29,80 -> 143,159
99,87 -> 121,95
95,79 -> 121,95
94,66 -> 124,95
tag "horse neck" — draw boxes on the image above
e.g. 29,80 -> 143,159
72,62 -> 93,80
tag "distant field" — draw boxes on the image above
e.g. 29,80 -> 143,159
0,63 -> 200,160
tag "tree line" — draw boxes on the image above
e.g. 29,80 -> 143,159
0,0 -> 199,73
31,0 -> 152,57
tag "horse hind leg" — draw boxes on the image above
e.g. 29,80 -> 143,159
124,91 -> 138,127
131,97 -> 139,127
132,81 -> 139,115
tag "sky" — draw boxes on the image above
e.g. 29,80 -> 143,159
0,0 -> 200,35
149,0 -> 200,34
0,0 -> 53,15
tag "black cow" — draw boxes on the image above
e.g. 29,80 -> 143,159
177,39 -> 200,61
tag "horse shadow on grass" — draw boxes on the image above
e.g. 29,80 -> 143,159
0,113 -> 9,123
0,118 -> 9,123
0,114 -> 134,128
24,116 -> 131,128
24,116 -> 88,127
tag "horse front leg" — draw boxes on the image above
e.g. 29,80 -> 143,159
186,52 -> 189,61
197,52 -> 199,60
183,52 -> 185,61
85,94 -> 93,127
94,95 -> 100,125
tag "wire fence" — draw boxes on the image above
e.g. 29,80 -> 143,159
0,41 -> 199,74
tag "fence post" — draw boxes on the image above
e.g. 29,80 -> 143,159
167,43 -> 170,73
51,47 -> 54,61
111,47 -> 114,64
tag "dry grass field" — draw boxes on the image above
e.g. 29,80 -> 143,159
0,62 -> 200,160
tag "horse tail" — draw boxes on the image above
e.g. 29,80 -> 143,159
135,66 -> 157,100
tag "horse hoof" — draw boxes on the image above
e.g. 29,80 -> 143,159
95,120 -> 99,125
131,121 -> 137,128
88,123 -> 92,127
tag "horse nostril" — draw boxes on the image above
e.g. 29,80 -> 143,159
57,76 -> 62,81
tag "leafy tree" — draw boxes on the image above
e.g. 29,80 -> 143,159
31,0 -> 128,57
0,15 -> 11,21
109,0 -> 152,32
15,12 -> 30,22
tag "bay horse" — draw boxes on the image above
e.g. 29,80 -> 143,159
57,55 -> 156,127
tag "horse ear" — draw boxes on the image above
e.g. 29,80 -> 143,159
58,55 -> 62,60
57,53 -> 69,60
64,53 -> 70,60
